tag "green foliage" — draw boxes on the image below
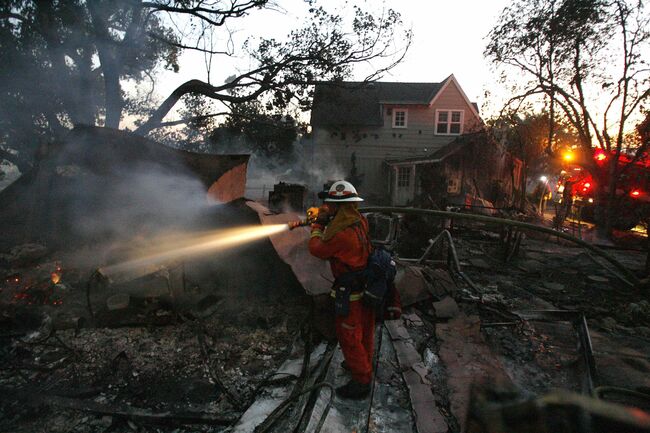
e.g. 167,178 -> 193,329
486,0 -> 650,151
0,0 -> 179,168
0,0 -> 409,173
238,5 -> 409,113
489,111 -> 579,171
487,0 -> 650,233
206,102 -> 305,164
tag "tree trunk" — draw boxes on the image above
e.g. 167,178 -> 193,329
519,164 -> 527,210
87,0 -> 123,129
602,156 -> 620,238
644,217 -> 650,277
101,60 -> 123,129
136,81 -> 200,135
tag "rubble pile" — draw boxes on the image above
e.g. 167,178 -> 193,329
0,263 -> 307,433
1,205 -> 649,432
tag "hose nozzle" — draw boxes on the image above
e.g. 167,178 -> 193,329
288,207 -> 321,230
288,219 -> 310,230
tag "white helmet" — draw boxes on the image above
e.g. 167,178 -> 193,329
324,180 -> 364,202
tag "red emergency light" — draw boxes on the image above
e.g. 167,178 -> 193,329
594,150 -> 607,162
631,189 -> 641,198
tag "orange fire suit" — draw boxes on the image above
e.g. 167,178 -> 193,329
309,217 -> 375,384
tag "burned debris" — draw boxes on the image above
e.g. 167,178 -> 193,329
3,185 -> 650,432
2,0 -> 649,432
0,126 -> 647,433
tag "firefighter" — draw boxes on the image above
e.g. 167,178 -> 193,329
308,180 -> 374,399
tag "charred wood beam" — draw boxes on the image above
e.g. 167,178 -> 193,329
2,387 -> 238,426
360,207 -> 641,287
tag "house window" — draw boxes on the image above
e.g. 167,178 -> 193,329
436,110 -> 463,135
397,166 -> 411,187
393,109 -> 408,128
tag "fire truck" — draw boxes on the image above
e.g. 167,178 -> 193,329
556,149 -> 650,229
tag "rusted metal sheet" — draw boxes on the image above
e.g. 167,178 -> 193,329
206,162 -> 248,203
246,201 -> 332,296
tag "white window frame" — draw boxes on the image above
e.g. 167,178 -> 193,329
397,166 -> 411,187
435,109 -> 464,135
392,109 -> 408,128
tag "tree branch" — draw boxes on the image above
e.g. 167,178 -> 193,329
146,31 -> 230,55
141,1 -> 267,27
156,112 -> 230,128
0,12 -> 28,22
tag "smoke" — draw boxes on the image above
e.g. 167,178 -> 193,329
70,163 -> 210,241
235,138 -> 346,201
37,129 -> 242,269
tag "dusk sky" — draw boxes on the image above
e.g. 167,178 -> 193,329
152,0 -> 513,122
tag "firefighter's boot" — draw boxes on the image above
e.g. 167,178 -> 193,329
336,380 -> 370,399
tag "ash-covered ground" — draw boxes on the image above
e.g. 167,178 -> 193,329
1,214 -> 649,433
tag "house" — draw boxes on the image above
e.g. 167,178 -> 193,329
386,132 -> 523,211
310,74 -> 484,204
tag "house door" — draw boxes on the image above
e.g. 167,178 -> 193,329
393,166 -> 414,205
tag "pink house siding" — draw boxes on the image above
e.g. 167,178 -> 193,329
310,75 -> 484,203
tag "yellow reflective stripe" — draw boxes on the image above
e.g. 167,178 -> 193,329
310,230 -> 323,239
329,289 -> 363,301
349,292 -> 363,301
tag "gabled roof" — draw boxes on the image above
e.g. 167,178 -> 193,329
311,81 -> 444,127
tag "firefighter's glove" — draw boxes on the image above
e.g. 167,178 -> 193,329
314,205 -> 332,226
306,207 -> 320,224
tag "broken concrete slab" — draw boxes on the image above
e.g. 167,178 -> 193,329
386,319 -> 412,341
303,329 -> 415,433
395,263 -> 431,307
433,296 -> 460,320
385,316 -> 448,433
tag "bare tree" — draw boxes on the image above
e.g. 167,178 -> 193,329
0,1 -> 410,168
486,0 -> 650,236
135,5 -> 410,135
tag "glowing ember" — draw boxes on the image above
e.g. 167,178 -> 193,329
101,224 -> 289,277
51,272 -> 61,284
